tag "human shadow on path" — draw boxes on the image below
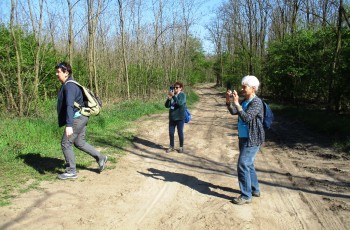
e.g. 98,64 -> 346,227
139,168 -> 239,200
17,153 -> 100,174
132,136 -> 166,150
17,153 -> 65,174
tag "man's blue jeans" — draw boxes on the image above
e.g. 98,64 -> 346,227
237,138 -> 260,199
169,120 -> 184,148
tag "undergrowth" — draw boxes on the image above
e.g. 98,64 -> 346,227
270,104 -> 350,154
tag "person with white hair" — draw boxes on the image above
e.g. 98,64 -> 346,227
226,75 -> 265,205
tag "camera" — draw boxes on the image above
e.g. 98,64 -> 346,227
169,86 -> 174,92
229,90 -> 233,97
227,89 -> 233,97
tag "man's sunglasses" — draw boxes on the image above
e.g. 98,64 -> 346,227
56,63 -> 67,70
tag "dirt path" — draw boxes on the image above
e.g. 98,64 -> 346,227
0,83 -> 349,230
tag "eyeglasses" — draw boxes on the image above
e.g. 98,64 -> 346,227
175,86 -> 180,89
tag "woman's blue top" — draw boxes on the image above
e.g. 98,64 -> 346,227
238,96 -> 255,138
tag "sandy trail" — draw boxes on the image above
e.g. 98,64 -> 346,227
0,83 -> 349,230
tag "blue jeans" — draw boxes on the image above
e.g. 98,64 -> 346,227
169,120 -> 184,148
237,138 -> 260,199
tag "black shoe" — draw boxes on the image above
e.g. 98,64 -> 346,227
99,156 -> 108,172
166,147 -> 175,153
57,172 -> 78,180
252,191 -> 261,197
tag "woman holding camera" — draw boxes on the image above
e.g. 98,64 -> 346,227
165,82 -> 186,153
226,75 -> 265,205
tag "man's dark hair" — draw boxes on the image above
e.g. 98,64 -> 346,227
55,62 -> 72,76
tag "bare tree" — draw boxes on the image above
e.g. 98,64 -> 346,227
27,0 -> 44,102
10,0 -> 23,116
67,0 -> 76,64
329,0 -> 343,111
87,0 -> 102,95
178,0 -> 197,81
206,14 -> 224,86
118,0 -> 130,100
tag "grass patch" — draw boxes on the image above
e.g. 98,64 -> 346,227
0,88 -> 199,206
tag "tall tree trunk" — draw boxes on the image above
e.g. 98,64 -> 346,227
290,0 -> 300,36
247,0 -> 254,74
329,0 -> 343,111
10,0 -> 24,116
87,0 -> 100,95
67,0 -> 74,65
180,0 -> 194,81
28,0 -> 44,103
93,0 -> 102,96
118,0 -> 130,100
87,0 -> 94,89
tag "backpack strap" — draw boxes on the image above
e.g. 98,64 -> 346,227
65,79 -> 82,88
64,80 -> 83,109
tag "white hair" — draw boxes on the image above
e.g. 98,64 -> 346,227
241,75 -> 260,91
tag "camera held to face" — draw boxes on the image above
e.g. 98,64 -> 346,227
169,86 -> 174,92
227,89 -> 233,97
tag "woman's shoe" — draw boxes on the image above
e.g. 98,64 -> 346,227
166,147 -> 175,153
231,196 -> 252,205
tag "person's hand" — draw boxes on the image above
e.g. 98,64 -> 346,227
168,90 -> 174,98
225,90 -> 232,103
232,90 -> 239,105
65,126 -> 73,137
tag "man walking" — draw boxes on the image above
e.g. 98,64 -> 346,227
55,62 -> 107,180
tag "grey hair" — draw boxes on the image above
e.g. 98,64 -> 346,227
242,75 -> 260,91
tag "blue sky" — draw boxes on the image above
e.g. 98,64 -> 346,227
0,0 -> 223,54
191,0 -> 224,54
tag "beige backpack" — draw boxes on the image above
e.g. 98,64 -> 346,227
65,80 -> 102,116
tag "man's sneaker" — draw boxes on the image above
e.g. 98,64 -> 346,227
252,191 -> 261,197
231,196 -> 252,205
99,156 -> 108,172
57,172 -> 78,180
166,147 -> 175,153
178,147 -> 184,153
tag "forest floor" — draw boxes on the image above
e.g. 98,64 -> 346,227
0,83 -> 349,230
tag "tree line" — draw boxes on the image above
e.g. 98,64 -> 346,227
1,0 -> 350,116
0,0 -> 213,116
208,0 -> 350,112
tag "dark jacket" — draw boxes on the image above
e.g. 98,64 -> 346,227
165,92 -> 186,121
227,96 -> 265,146
57,77 -> 84,127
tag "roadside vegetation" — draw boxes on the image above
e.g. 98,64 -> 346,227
270,103 -> 350,154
